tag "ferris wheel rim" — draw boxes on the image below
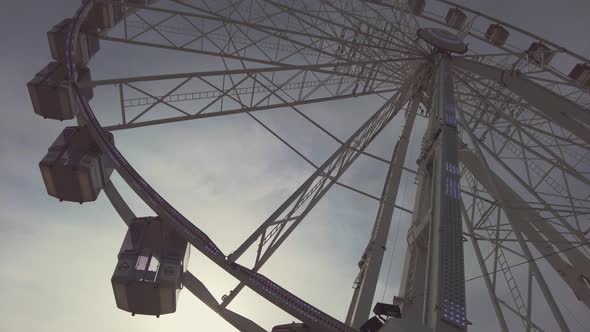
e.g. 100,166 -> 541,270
66,1 -> 363,331
91,0 -> 590,128
49,1 -> 590,331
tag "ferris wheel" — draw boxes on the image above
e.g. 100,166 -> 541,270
27,0 -> 590,331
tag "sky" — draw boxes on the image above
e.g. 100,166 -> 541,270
0,1 -> 589,332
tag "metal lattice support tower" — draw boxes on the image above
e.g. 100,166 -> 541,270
398,53 -> 466,331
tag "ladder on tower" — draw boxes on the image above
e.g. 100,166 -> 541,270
463,170 -> 530,329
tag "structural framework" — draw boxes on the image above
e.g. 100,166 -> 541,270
28,0 -> 590,331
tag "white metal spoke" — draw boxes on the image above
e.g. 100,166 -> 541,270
31,1 -> 590,331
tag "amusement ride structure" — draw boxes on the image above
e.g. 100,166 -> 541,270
27,0 -> 590,331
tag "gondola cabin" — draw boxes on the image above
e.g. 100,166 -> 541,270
569,63 -> 590,87
48,18 -> 100,66
112,217 -> 190,316
83,0 -> 161,32
84,1 -> 125,31
484,24 -> 509,47
27,62 -> 93,120
39,126 -> 113,203
527,42 -> 554,66
445,8 -> 467,30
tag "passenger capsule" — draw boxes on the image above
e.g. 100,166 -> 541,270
48,18 -> 100,66
527,42 -> 554,66
84,1 -> 124,31
569,63 -> 590,87
112,217 -> 190,316
484,24 -> 509,47
27,62 -> 93,120
39,126 -> 113,203
445,8 -> 467,30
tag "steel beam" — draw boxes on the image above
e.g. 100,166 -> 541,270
80,57 -> 410,88
451,57 -> 590,146
220,70 -> 425,307
104,87 -> 398,131
346,96 -> 419,328
461,200 -> 509,332
461,149 -> 590,310
457,120 -> 571,331
399,54 -> 466,331
103,181 -> 268,332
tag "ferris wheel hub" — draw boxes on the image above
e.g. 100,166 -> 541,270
418,28 -> 468,54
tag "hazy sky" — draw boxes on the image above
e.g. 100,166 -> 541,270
1,1 -> 589,332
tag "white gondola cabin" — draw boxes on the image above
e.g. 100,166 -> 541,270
445,8 -> 467,30
48,18 -> 100,65
484,24 -> 509,47
112,217 -> 190,316
39,126 -> 113,203
527,42 -> 554,66
569,63 -> 590,87
27,62 -> 93,120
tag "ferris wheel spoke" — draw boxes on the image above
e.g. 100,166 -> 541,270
471,141 -> 589,244
31,1 -> 590,330
171,0 -> 368,63
458,114 -> 585,207
460,148 -> 573,331
85,57 -> 408,128
454,74 -> 590,210
457,98 -> 590,190
183,272 -> 269,332
462,172 -> 590,319
237,2 -> 359,83
219,83 -> 414,214
123,1 -> 425,73
454,73 -> 590,176
459,102 -> 589,320
461,159 -> 532,329
220,76 -> 424,307
356,0 -> 423,38
104,85 -> 398,131
83,56 -> 406,88
114,3 -> 335,65
262,0 -> 425,59
460,109 -> 590,236
454,67 -> 589,138
253,0 -> 419,81
461,200 -> 510,331
459,114 -> 590,239
331,3 -> 429,58
320,0 -> 428,55
452,57 -> 590,146
223,0 -> 342,65
454,74 -> 588,145
457,102 -> 590,223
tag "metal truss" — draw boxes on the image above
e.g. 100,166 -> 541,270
451,52 -> 590,329
453,68 -> 590,242
458,149 -> 588,331
84,57 -> 416,130
221,71 -> 426,307
102,0 -> 424,68
37,1 -> 590,331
